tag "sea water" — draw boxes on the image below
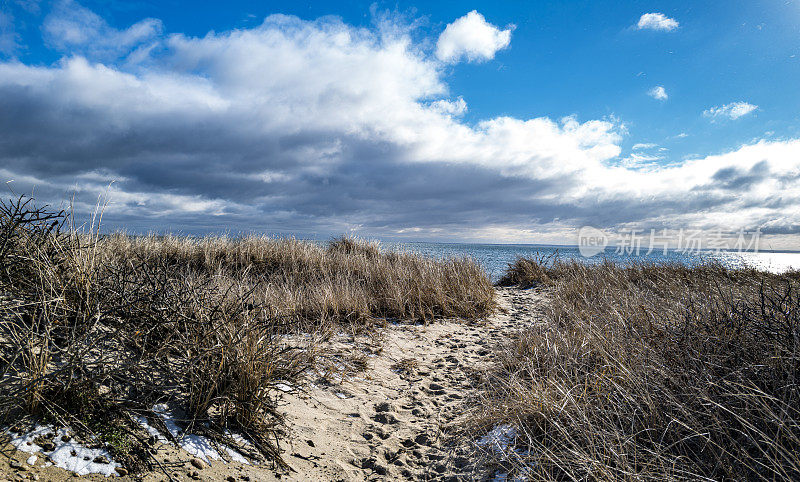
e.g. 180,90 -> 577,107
382,242 -> 800,282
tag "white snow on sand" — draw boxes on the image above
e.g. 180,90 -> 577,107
477,424 -> 517,454
151,404 -> 221,464
133,415 -> 167,442
8,425 -> 120,477
224,445 -> 249,464
223,430 -> 252,465
144,404 -> 249,465
8,409 -> 252,477
478,424 -> 534,482
275,382 -> 294,392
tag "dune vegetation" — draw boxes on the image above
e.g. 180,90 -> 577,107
7,193 -> 800,481
0,196 -> 495,473
481,258 -> 800,480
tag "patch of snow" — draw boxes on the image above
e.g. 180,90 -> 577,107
134,415 -> 167,442
224,446 -> 249,464
224,431 -> 248,445
26,454 -> 37,466
223,430 -> 251,465
477,424 -> 517,454
478,425 -> 535,482
49,443 -> 118,477
275,382 -> 294,392
152,404 -> 220,464
8,425 -> 120,477
334,392 -> 349,399
492,468 -> 532,482
8,425 -> 48,454
137,408 -> 253,466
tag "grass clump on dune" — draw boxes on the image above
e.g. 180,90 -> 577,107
495,252 -> 560,288
479,258 -> 800,481
0,195 -> 495,473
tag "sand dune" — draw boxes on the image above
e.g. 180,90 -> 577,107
1,288 -> 543,481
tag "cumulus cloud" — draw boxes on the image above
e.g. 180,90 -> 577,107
0,4 -> 798,243
636,13 -> 679,31
703,101 -> 758,120
648,85 -> 668,100
435,11 -> 512,63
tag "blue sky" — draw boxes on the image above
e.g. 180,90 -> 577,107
1,1 -> 799,247
9,0 -> 799,159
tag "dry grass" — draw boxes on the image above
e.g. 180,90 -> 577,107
0,195 -> 495,473
495,252 -> 560,289
477,258 -> 800,481
98,231 -> 495,326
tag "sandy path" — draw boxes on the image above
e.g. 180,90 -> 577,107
0,287 -> 545,481
272,287 -> 545,481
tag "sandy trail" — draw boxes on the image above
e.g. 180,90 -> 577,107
272,287 -> 545,481
0,287 -> 545,481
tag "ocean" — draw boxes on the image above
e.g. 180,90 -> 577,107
381,242 -> 800,282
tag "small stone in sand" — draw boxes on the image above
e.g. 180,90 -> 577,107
190,458 -> 207,470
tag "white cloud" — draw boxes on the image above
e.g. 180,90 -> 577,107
429,97 -> 467,116
636,13 -> 679,31
620,153 -> 663,170
0,6 -> 798,243
703,102 -> 758,120
623,143 -> 664,169
648,85 -> 668,100
43,0 -> 162,60
435,11 -> 512,63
